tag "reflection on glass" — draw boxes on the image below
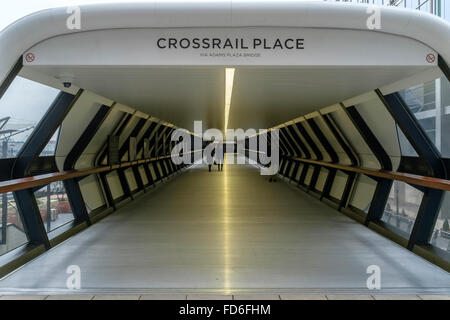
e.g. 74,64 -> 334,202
382,181 -> 423,235
399,77 -> 450,158
35,182 -> 74,232
430,192 -> 450,252
0,76 -> 60,159
40,129 -> 60,157
0,192 -> 28,255
396,125 -> 418,157
323,0 -> 449,20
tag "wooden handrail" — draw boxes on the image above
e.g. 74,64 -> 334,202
0,166 -> 110,194
242,151 -> 450,191
5,150 -> 448,194
0,151 -> 203,194
286,156 -> 450,192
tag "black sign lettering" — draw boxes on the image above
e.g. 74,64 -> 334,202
157,38 -> 167,49
156,37 -> 305,50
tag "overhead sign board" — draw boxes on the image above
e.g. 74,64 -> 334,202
24,27 -> 437,67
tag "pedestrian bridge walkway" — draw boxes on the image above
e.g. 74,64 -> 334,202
0,160 -> 448,296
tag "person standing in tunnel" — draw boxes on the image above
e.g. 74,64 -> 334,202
209,146 -> 215,172
216,142 -> 224,171
204,139 -> 217,172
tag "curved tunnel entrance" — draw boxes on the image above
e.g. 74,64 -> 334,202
0,2 -> 449,298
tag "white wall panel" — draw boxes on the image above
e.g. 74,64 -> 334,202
125,168 -> 138,191
167,160 -> 175,173
284,127 -> 303,158
330,171 -> 347,200
315,168 -> 328,192
79,175 -> 105,211
55,91 -> 105,170
156,162 -> 163,177
349,174 -> 376,212
136,120 -> 153,149
304,166 -> 314,186
163,160 -> 170,175
107,171 -> 124,199
139,166 -> 149,185
300,120 -> 331,162
295,163 -> 303,181
329,108 -> 379,168
75,107 -> 124,169
287,163 -> 295,178
358,154 -> 381,170
314,115 -> 351,165
354,94 -> 402,171
149,164 -> 157,181
291,124 -> 315,160
119,115 -> 140,149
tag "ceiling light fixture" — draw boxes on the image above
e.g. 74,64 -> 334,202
224,67 -> 235,137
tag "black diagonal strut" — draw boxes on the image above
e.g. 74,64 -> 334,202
63,104 -> 111,225
12,90 -> 81,249
345,103 -> 393,224
377,90 -> 447,249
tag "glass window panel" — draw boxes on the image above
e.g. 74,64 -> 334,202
322,1 -> 448,21
39,128 -> 60,156
430,192 -> 450,252
444,1 -> 448,19
0,76 -> 60,159
396,125 -> 418,157
0,192 -> 28,255
400,81 -> 436,113
382,181 -> 424,236
35,182 -> 74,232
399,77 -> 450,158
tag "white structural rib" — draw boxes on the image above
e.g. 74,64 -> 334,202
0,1 -> 450,86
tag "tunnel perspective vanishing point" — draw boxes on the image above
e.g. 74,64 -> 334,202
0,1 -> 449,298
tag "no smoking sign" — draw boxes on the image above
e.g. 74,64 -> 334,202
426,53 -> 436,64
25,52 -> 35,63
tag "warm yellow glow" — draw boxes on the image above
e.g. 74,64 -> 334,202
223,154 -> 231,294
224,68 -> 235,132
225,68 -> 235,105
223,69 -> 233,292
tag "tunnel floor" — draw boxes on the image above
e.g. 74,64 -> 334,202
0,158 -> 449,295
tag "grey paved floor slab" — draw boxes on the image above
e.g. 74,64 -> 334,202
419,295 -> 450,300
187,294 -> 233,300
46,295 -> 94,300
326,295 -> 374,300
233,294 -> 280,300
280,295 -> 327,300
0,295 -> 48,300
140,294 -> 187,300
372,295 -> 420,300
0,160 -> 448,295
93,295 -> 140,300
